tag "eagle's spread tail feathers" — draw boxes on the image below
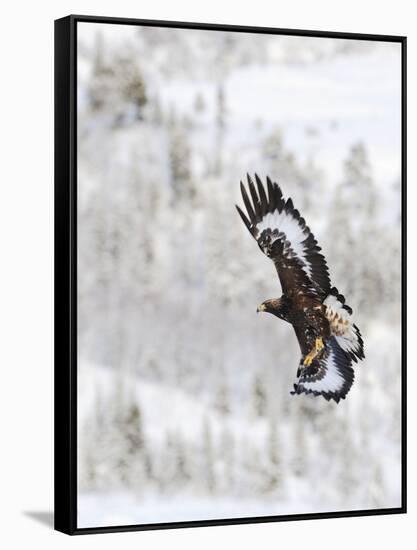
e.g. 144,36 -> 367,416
292,288 -> 365,402
292,336 -> 355,403
323,287 -> 365,363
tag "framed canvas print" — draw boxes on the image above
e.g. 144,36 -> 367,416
54,15 -> 407,535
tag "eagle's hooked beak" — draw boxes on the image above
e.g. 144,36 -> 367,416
257,303 -> 267,313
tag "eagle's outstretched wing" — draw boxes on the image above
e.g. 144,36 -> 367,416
236,174 -> 331,299
291,334 -> 355,403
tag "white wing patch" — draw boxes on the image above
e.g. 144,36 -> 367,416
257,210 -> 311,278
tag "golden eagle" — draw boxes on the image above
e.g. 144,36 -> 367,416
236,175 -> 364,403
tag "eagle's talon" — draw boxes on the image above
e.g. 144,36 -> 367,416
315,337 -> 324,353
303,354 -> 313,367
303,337 -> 324,366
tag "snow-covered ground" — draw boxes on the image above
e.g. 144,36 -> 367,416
78,490 -> 388,528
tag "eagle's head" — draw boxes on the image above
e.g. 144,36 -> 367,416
257,297 -> 288,320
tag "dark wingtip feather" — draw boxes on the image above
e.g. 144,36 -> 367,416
255,174 -> 268,215
286,197 -> 294,211
246,173 -> 255,191
266,177 -> 275,211
235,204 -> 253,234
247,174 -> 261,220
273,181 -> 283,210
240,180 -> 257,224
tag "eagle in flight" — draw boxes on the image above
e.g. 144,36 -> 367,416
236,175 -> 364,403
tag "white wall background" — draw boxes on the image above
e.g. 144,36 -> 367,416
0,0 -> 413,548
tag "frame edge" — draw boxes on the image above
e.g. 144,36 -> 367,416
69,13 -> 406,42
54,15 -> 77,535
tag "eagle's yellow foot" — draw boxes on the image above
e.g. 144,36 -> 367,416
303,337 -> 324,366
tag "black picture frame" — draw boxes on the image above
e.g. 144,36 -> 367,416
54,14 -> 407,535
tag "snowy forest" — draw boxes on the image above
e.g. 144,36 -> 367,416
76,23 -> 402,527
